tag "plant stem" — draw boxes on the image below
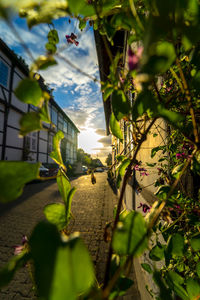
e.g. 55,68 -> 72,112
176,58 -> 199,144
103,118 -> 157,292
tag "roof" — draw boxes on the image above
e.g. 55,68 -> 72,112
0,38 -> 79,133
94,30 -> 127,135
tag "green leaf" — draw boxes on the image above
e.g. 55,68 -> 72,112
103,87 -> 113,101
151,145 -> 166,158
186,278 -> 200,300
157,105 -> 185,128
0,162 -> 39,203
50,131 -> 65,169
112,211 -> 147,256
154,185 -> 170,200
166,271 -> 189,300
196,262 -> 200,278
149,244 -> 165,261
191,236 -> 200,251
109,112 -> 123,141
112,90 -> 131,121
56,169 -> 71,204
33,55 -> 57,71
48,29 -> 59,44
116,158 -> 131,188
79,18 -> 86,30
143,42 -> 176,75
172,164 -> 185,179
15,79 -> 42,106
45,42 -> 57,54
39,100 -> 51,123
65,187 -> 76,221
168,233 -> 184,257
109,277 -> 133,299
43,203 -> 67,230
153,271 -> 173,300
68,0 -> 95,16
30,222 -> 94,300
146,162 -> 156,167
0,251 -> 30,288
20,112 -> 43,136
141,263 -> 153,274
132,89 -> 184,127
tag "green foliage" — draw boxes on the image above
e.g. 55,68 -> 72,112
112,90 -> 131,121
50,131 -> 66,170
186,278 -> 200,300
0,162 -> 39,203
67,0 -> 95,17
112,211 -> 148,256
2,0 -> 200,298
109,112 -> 123,141
167,233 -> 184,257
15,79 -> 42,106
29,221 -> 95,300
141,263 -> 153,274
44,203 -> 67,230
116,158 -> 130,188
190,236 -> 200,251
149,243 -> 165,261
20,111 -> 43,135
165,271 -> 189,300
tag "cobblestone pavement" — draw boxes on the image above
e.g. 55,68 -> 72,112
0,172 -> 140,299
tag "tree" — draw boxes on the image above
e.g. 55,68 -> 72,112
105,153 -> 112,166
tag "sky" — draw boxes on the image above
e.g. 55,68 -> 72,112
0,15 -> 111,163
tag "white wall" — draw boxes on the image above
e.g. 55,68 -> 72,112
7,109 -> 21,129
38,153 -> 47,163
39,139 -> 47,153
11,94 -> 28,112
6,127 -> 23,148
5,147 -> 22,161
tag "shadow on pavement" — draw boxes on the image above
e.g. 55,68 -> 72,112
0,179 -> 56,216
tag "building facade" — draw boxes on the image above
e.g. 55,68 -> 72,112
0,39 -> 79,165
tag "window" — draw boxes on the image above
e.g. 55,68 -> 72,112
25,132 -> 37,151
58,114 -> 63,131
0,60 -> 9,88
51,107 -> 57,125
63,121 -> 68,133
71,128 -> 74,138
48,134 -> 53,153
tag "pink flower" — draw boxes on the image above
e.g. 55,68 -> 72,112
137,202 -> 151,213
65,33 -> 79,46
13,235 -> 28,256
128,47 -> 143,71
176,152 -> 187,159
141,172 -> 149,176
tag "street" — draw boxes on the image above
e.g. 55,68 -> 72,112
0,172 -> 140,300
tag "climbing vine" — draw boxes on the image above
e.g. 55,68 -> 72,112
0,0 -> 200,299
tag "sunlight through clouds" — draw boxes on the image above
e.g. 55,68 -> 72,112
0,16 -> 111,163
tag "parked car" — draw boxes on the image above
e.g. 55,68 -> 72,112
39,164 -> 49,177
82,165 -> 88,174
95,167 -> 104,172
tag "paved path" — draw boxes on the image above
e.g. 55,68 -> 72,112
0,173 -> 141,299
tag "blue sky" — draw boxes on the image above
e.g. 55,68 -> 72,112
0,15 -> 111,162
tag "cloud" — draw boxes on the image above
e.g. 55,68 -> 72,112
95,128 -> 106,136
97,136 -> 111,146
0,16 -> 108,159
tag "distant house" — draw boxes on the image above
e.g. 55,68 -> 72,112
0,38 -> 79,165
